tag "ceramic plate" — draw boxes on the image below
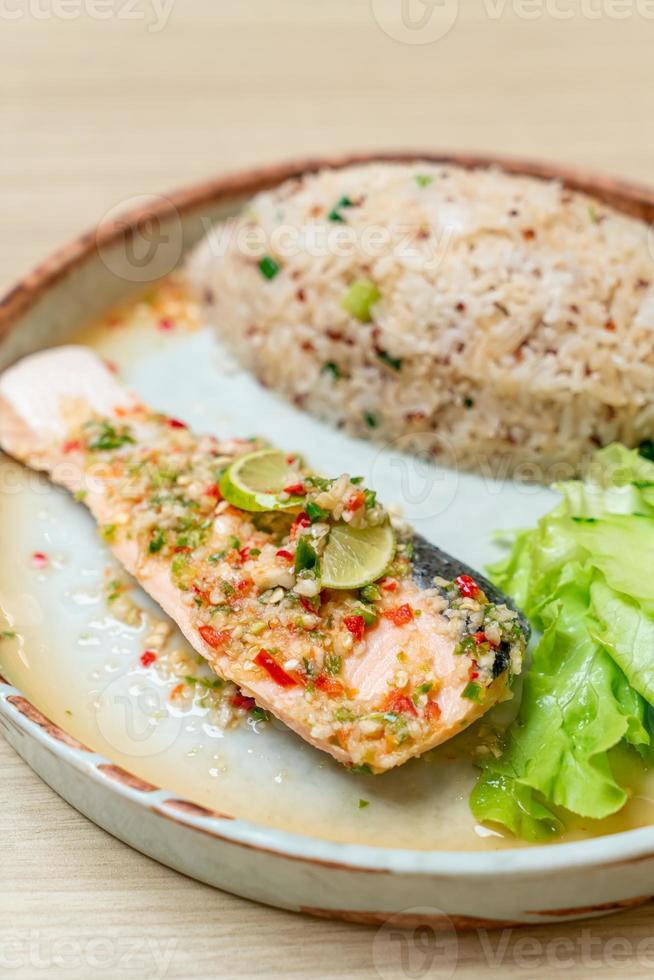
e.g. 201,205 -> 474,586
2,153 -> 654,928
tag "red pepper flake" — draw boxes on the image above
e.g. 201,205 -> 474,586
198,625 -> 231,649
291,512 -> 311,537
174,546 -> 192,554
140,650 -> 157,667
315,675 -> 345,698
469,661 -> 480,680
276,549 -> 294,562
300,596 -> 319,616
380,578 -> 398,592
62,439 -> 82,453
283,483 -> 306,495
254,649 -> 297,688
205,483 -> 222,500
455,574 -> 481,599
167,418 -> 188,429
473,631 -> 487,646
424,700 -> 442,723
346,490 -> 365,512
236,578 -> 253,595
158,317 -> 175,332
343,615 -> 366,642
383,603 -> 414,627
231,693 -> 256,711
605,319 -> 616,332
31,552 -> 48,569
384,691 -> 418,717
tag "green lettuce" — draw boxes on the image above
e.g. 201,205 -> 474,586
470,445 -> 654,840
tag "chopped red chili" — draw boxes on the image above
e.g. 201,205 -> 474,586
62,439 -> 82,453
300,596 -> 319,615
343,615 -> 366,642
31,552 -> 48,568
283,483 -> 306,495
315,675 -> 345,697
473,631 -> 487,645
455,574 -> 481,599
424,700 -> 442,723
380,578 -> 398,592
276,549 -> 294,561
254,649 -> 297,688
140,650 -> 157,667
198,625 -> 231,649
384,603 -> 414,627
205,483 -> 222,499
158,317 -> 175,331
346,490 -> 365,512
384,691 -> 418,717
290,512 -> 311,537
167,418 -> 188,429
231,693 -> 256,711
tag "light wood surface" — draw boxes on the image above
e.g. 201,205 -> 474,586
2,3 -> 654,977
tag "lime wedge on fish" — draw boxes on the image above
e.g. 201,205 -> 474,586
220,449 -> 303,512
321,522 -> 395,590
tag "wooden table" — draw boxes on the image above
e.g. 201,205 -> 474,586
2,4 -> 654,977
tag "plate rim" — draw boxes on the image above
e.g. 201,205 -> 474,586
2,149 -> 654,878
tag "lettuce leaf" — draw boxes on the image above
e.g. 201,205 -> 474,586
471,445 -> 654,840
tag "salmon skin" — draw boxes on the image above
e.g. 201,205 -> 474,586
0,346 -> 527,773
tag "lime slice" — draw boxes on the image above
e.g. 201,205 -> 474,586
321,522 -> 395,590
220,449 -> 303,512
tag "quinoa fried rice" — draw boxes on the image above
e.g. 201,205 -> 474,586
187,162 -> 654,479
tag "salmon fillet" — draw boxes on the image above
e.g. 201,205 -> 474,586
0,346 -> 526,772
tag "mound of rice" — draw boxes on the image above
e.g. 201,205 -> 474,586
187,162 -> 654,479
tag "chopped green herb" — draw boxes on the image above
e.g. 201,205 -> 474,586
321,361 -> 342,380
251,706 -> 271,722
360,584 -> 381,603
638,439 -> 654,462
209,551 -> 227,563
363,489 -> 377,509
342,278 -> 380,323
328,196 -> 354,222
259,255 -> 280,280
74,490 -> 88,503
221,581 -> 236,597
306,501 -> 329,523
376,350 -> 402,372
356,604 -> 377,627
148,528 -> 165,554
463,396 -> 475,409
295,537 -> 319,574
588,204 -> 600,224
88,420 -> 135,452
1,630 -> 16,640
101,524 -> 117,542
462,681 -> 483,703
363,412 -> 378,429
350,763 -> 373,775
415,174 -> 433,187
324,653 -> 343,676
350,476 -> 364,485
228,536 -> 241,551
358,799 -> 370,809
